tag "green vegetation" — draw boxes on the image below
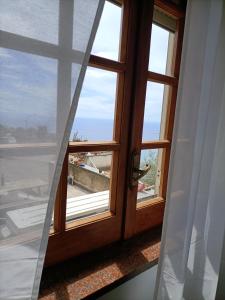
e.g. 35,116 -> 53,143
72,130 -> 87,142
140,150 -> 158,186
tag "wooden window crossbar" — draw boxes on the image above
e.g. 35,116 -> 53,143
68,141 -> 120,152
89,54 -> 126,72
141,140 -> 171,150
147,71 -> 178,86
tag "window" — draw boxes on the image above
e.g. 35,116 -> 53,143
70,67 -> 118,142
148,24 -> 174,75
66,151 -> 112,221
91,1 -> 121,60
137,149 -> 163,202
47,0 -> 185,265
142,82 -> 170,141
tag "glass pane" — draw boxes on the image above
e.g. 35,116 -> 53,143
148,24 -> 175,75
70,67 -> 117,141
0,48 -> 57,235
137,149 -> 163,205
142,82 -> 170,141
66,151 -> 112,222
0,0 -> 59,44
0,153 -> 55,238
0,48 -> 57,140
91,1 -> 121,61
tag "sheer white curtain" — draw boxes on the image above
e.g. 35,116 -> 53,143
0,1 -> 104,299
154,0 -> 225,299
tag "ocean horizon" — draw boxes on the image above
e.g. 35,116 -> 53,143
0,115 -> 161,142
70,117 -> 161,141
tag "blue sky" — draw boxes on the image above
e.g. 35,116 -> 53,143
76,1 -> 171,123
0,0 -> 171,132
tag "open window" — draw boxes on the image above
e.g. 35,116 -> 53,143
47,0 -> 185,265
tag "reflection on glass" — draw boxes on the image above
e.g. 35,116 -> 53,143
142,82 -> 169,141
137,149 -> 162,204
149,24 -> 174,75
0,48 -> 57,142
51,210 -> 54,228
70,67 -> 117,141
0,154 -> 55,238
66,151 -> 112,221
91,1 -> 121,60
0,47 -> 57,238
0,1 -> 59,44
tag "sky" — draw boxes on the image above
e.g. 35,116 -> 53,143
0,0 -> 171,134
76,1 -> 171,122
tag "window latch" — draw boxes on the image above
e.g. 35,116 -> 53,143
129,150 -> 151,189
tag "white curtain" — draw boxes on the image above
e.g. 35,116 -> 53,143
0,1 -> 104,299
154,0 -> 225,299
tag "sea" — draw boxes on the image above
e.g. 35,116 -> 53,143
0,114 -> 161,142
70,118 -> 160,141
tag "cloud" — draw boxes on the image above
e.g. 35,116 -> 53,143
91,1 -> 121,60
144,82 -> 166,123
0,48 -> 11,58
0,48 -> 57,127
74,66 -> 117,120
0,1 -> 170,133
149,24 -> 171,74
0,0 -> 59,44
75,95 -> 115,120
70,63 -> 117,120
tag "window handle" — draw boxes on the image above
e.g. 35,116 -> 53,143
133,164 -> 151,181
129,150 -> 151,188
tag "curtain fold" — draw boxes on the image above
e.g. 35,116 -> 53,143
154,0 -> 225,299
0,1 -> 104,299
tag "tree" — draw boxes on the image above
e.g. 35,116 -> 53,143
72,130 -> 87,142
140,150 -> 158,187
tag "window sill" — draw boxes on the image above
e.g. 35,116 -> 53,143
39,227 -> 161,300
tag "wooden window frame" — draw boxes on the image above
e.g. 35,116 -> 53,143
46,0 -> 136,265
47,0 -> 185,265
124,1 -> 185,238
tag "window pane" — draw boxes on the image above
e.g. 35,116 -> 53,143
136,149 -> 163,205
70,67 -> 117,141
148,24 -> 174,75
0,0 -> 59,44
142,82 -> 170,141
66,151 -> 112,222
0,48 -> 57,140
91,1 -> 121,61
0,153 -> 55,238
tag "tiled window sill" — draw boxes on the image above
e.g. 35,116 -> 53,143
38,227 -> 161,300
